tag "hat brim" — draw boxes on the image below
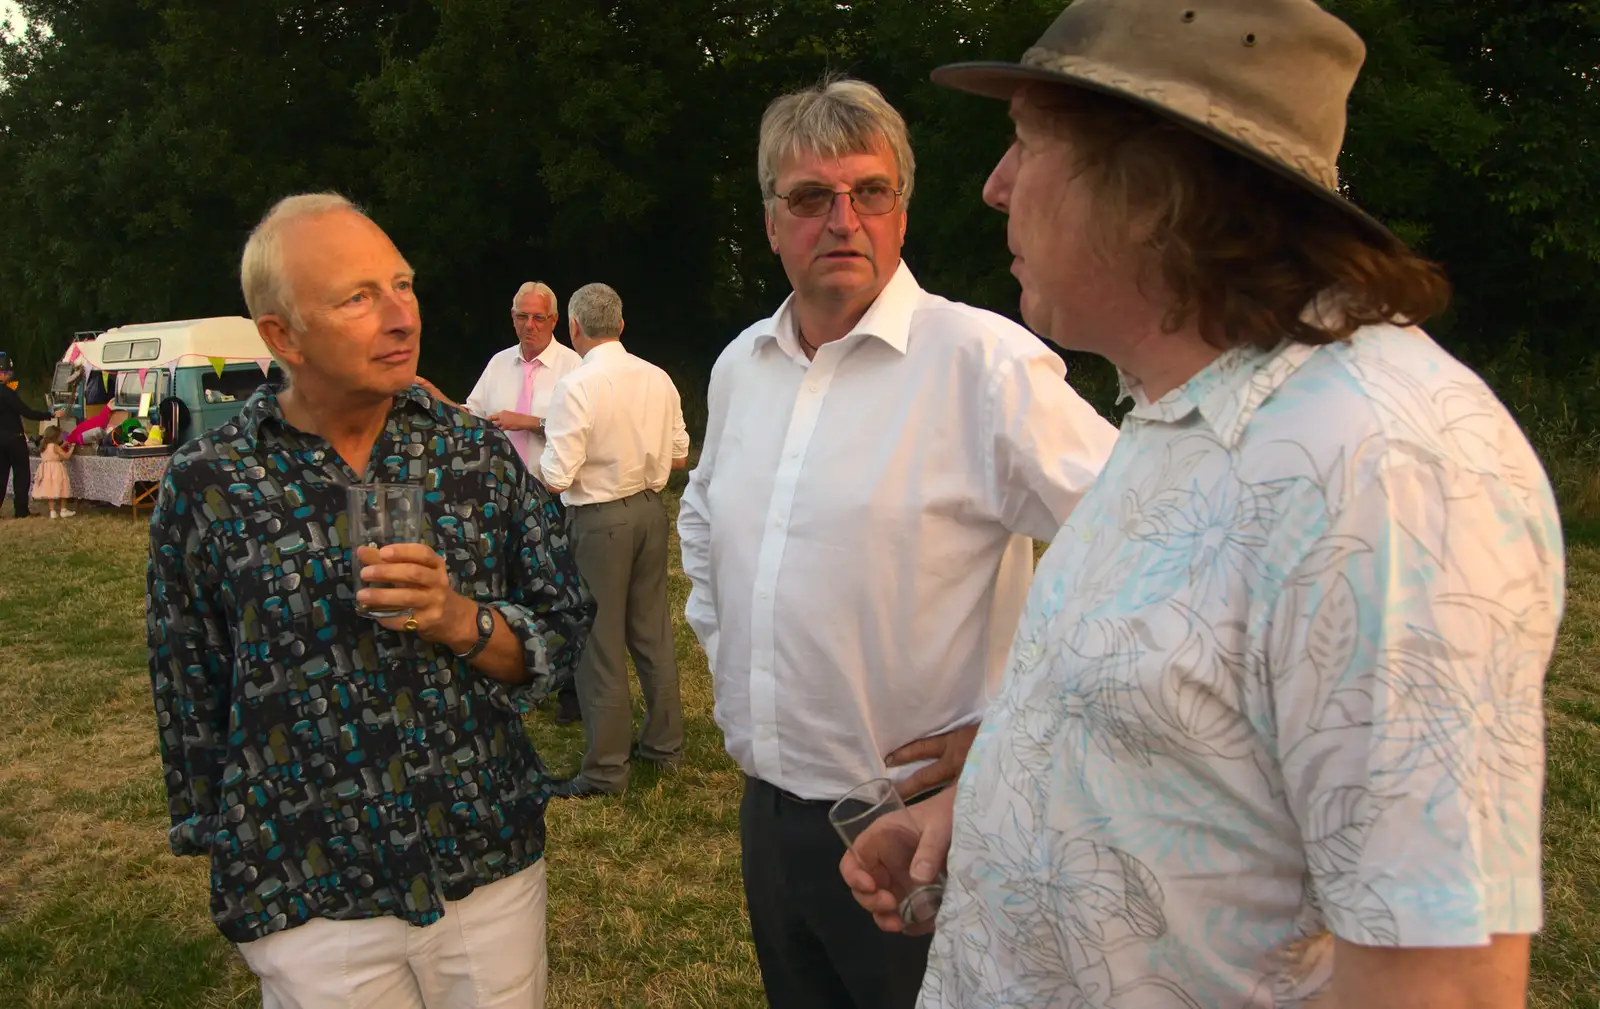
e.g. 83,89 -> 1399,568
930,61 -> 1395,244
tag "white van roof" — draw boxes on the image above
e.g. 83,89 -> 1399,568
74,317 -> 269,371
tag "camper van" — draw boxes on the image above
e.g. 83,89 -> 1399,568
55,317 -> 281,445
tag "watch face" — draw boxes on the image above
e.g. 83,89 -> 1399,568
476,607 -> 495,638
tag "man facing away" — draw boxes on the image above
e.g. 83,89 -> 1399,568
539,282 -> 691,798
147,192 -> 594,1008
422,281 -> 584,723
677,78 -> 1118,1009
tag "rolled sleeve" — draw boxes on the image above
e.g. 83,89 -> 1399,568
1267,459 -> 1564,947
146,468 -> 235,857
538,376 -> 589,492
984,351 -> 1118,542
492,470 -> 595,711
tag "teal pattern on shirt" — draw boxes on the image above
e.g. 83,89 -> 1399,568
147,384 -> 594,944
922,326 -> 1566,1008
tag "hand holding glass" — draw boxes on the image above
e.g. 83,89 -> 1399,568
829,777 -> 945,929
347,483 -> 425,619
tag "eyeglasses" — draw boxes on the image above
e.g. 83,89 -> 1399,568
772,182 -> 903,218
512,312 -> 555,325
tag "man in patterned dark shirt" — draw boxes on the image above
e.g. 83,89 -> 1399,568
147,192 -> 594,1009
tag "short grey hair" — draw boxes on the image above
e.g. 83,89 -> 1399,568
758,77 -> 916,207
568,283 -> 623,340
240,192 -> 362,332
512,281 -> 558,315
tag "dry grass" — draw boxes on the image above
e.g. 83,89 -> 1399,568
0,505 -> 1596,1007
0,502 -> 761,1008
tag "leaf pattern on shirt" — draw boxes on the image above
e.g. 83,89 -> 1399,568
923,327 -> 1565,1009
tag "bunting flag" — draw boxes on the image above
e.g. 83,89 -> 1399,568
209,356 -> 226,378
137,367 -> 149,384
257,358 -> 273,377
67,344 -> 81,363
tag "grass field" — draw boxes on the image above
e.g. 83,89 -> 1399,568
0,502 -> 1596,1008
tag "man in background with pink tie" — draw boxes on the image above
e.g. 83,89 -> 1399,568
424,280 -> 585,722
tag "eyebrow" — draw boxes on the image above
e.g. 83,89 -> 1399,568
787,172 -> 896,189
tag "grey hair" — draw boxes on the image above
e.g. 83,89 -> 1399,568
758,76 -> 916,207
568,283 -> 623,340
512,281 -> 558,315
240,192 -> 362,332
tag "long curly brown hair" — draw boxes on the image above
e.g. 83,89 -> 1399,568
1023,87 -> 1451,350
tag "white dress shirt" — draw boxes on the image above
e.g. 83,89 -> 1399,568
463,340 -> 582,469
677,263 -> 1119,800
539,341 -> 691,507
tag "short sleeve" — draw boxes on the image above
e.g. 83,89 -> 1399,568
1266,458 -> 1565,947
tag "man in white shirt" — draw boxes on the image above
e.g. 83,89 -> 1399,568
425,281 -> 585,723
429,282 -> 582,472
540,282 -> 691,798
676,78 -> 1117,1009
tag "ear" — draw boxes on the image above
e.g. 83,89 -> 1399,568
765,204 -> 779,254
256,316 -> 304,369
898,208 -> 908,244
617,319 -> 625,339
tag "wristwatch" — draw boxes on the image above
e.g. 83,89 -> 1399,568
455,604 -> 496,661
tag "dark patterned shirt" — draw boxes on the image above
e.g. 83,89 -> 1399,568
147,384 -> 594,944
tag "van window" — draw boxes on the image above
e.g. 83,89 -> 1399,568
101,339 -> 162,364
204,365 -> 279,404
50,362 -> 81,397
113,370 -> 168,409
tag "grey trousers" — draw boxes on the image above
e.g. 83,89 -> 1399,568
568,489 -> 682,791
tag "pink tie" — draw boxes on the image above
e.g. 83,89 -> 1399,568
515,357 -> 542,467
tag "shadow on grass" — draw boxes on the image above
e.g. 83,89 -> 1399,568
0,887 -> 248,1008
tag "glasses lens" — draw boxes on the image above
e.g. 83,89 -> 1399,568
789,187 -> 837,218
853,184 -> 898,215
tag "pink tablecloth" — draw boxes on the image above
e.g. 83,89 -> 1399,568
3,453 -> 171,508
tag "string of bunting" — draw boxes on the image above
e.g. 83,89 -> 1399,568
66,343 -> 274,381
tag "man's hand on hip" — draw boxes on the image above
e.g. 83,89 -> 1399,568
886,723 -> 979,799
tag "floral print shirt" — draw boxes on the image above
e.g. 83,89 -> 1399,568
923,326 -> 1565,1008
147,384 -> 594,943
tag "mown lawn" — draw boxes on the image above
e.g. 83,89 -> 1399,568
0,505 -> 1596,1007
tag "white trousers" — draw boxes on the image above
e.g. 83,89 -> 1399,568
237,860 -> 548,1009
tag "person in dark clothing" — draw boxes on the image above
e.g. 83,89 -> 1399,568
0,351 -> 62,518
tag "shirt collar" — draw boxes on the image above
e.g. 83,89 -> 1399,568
238,382 -> 439,445
519,340 -> 564,367
1121,339 -> 1319,447
579,340 -> 627,365
752,260 -> 920,360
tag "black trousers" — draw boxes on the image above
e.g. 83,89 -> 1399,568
0,436 -> 30,517
741,776 -> 932,1009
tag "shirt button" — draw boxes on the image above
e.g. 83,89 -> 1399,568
807,382 -> 821,393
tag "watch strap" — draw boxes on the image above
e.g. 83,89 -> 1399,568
455,604 -> 495,661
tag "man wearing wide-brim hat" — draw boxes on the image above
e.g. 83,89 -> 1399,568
840,2 -> 1566,1006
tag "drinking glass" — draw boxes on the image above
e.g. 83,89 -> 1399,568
829,777 -> 945,928
347,483 -> 425,619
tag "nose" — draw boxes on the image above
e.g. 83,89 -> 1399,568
381,286 -> 421,334
825,189 -> 863,234
983,144 -> 1019,214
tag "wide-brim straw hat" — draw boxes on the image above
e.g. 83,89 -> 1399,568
931,0 -> 1393,241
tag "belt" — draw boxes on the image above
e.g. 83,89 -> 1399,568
570,488 -> 660,510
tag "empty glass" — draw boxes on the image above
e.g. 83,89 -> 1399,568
347,483 -> 425,619
829,777 -> 945,928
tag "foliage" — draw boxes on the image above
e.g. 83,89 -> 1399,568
0,0 -> 1595,512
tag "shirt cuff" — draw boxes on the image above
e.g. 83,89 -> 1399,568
486,599 -> 569,714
